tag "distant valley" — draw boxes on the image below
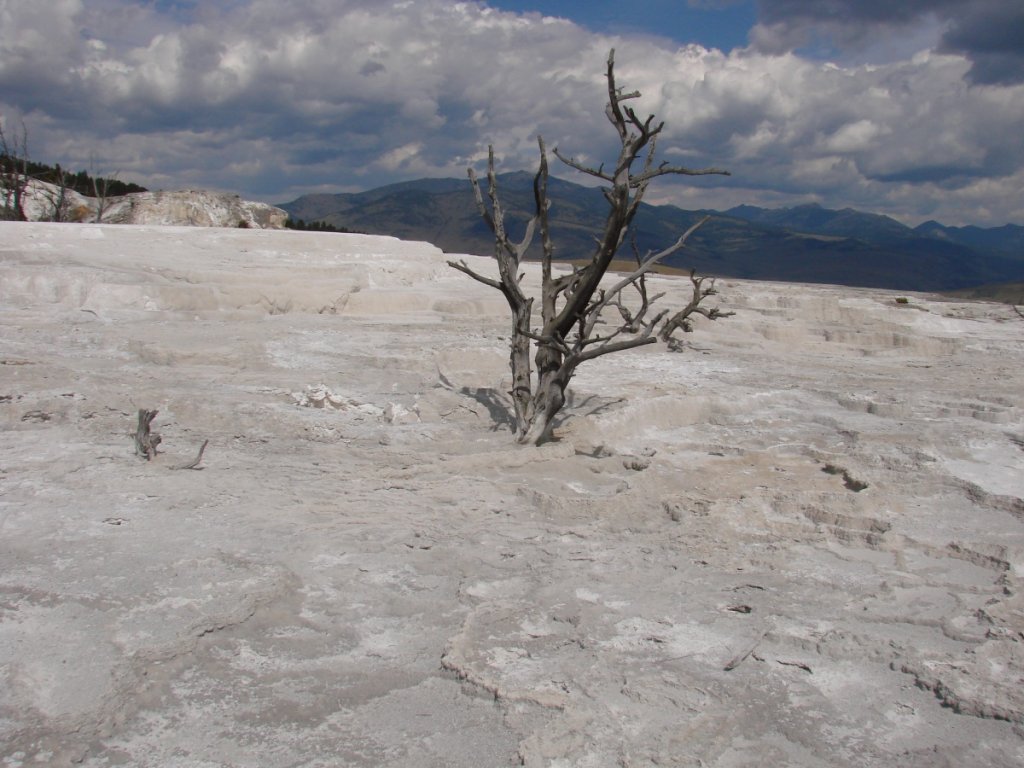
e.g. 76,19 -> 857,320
280,173 -> 1024,292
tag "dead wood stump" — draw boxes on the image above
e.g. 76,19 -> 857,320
134,409 -> 161,460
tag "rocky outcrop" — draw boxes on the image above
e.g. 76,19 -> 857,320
18,181 -> 287,229
18,179 -> 93,222
102,189 -> 287,229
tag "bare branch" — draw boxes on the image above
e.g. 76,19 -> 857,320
470,146 -> 540,269
660,270 -> 736,341
516,214 -> 539,256
521,327 -> 571,356
611,238 -> 666,333
583,216 -> 709,339
631,163 -> 732,185
537,136 -> 558,324
447,259 -> 505,292
551,148 -> 614,183
614,288 -> 666,333
605,49 -> 629,141
573,331 -> 660,365
171,439 -> 209,470
467,167 -> 496,234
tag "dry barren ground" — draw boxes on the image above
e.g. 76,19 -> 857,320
1,222 -> 1023,766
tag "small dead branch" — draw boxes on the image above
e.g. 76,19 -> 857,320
723,631 -> 767,671
660,270 -> 736,341
612,239 -> 667,333
726,604 -> 753,614
171,439 -> 209,470
134,409 -> 161,460
777,659 -> 813,674
653,652 -> 698,665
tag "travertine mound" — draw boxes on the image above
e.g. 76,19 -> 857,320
101,189 -> 287,229
1,223 -> 1022,767
18,180 -> 286,228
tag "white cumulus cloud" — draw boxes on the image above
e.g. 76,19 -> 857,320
0,0 -> 1021,225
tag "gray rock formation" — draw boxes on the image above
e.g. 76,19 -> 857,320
101,189 -> 287,229
19,180 -> 287,228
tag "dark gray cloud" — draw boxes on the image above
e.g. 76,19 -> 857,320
938,2 -> 1024,85
753,0 -> 1024,84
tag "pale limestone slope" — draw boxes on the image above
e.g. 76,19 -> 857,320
1,223 -> 1022,767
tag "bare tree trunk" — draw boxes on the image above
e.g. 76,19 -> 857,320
451,147 -> 540,440
39,163 -> 71,222
508,299 -> 534,436
93,175 -> 110,223
521,345 -> 571,444
134,409 -> 161,460
90,154 -> 115,223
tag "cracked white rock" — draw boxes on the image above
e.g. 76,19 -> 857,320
1,222 -> 1022,768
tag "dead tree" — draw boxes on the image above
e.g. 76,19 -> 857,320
449,49 -> 731,444
0,120 -> 30,221
0,122 -> 70,222
90,153 -> 116,223
37,163 -> 72,222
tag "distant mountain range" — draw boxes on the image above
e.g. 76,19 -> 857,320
279,173 -> 1024,292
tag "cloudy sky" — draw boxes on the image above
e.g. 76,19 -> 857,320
2,0 -> 1022,225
